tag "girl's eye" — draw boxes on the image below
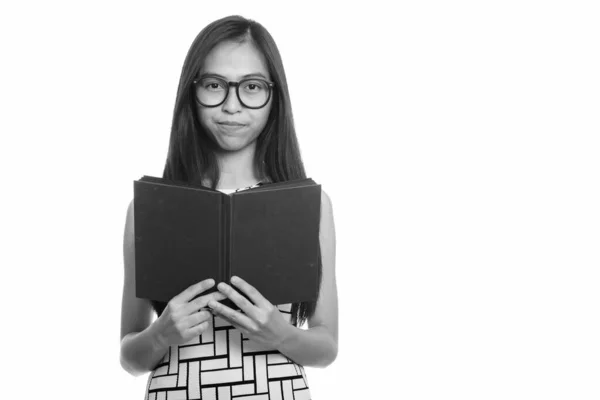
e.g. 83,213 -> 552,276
201,79 -> 225,91
243,81 -> 266,92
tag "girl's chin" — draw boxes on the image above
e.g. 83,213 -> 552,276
215,137 -> 256,152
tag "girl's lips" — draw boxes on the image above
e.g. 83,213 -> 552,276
219,121 -> 245,126
217,122 -> 246,131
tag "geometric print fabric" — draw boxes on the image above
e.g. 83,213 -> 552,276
144,303 -> 312,400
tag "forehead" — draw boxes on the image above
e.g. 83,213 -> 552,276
201,40 -> 270,80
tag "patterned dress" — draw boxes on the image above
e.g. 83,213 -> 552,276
143,304 -> 311,400
143,184 -> 312,400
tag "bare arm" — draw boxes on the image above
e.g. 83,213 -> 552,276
119,199 -> 170,376
275,189 -> 339,367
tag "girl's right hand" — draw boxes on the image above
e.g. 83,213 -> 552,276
154,278 -> 226,347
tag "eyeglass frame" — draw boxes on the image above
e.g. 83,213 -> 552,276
192,76 -> 276,110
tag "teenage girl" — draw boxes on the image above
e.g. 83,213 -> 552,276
120,15 -> 338,400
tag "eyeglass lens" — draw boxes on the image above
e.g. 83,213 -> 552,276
196,78 -> 271,108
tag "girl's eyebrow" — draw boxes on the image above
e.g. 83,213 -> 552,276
200,72 -> 269,80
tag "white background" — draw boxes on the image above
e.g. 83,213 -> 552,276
1,1 -> 599,399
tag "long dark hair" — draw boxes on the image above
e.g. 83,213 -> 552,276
151,15 -> 322,328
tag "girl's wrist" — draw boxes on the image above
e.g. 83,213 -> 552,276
275,323 -> 297,351
149,317 -> 169,350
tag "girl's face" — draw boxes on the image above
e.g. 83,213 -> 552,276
196,40 -> 273,153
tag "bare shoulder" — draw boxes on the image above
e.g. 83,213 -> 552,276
126,198 -> 134,220
123,199 -> 135,267
124,199 -> 135,268
320,189 -> 334,223
319,189 -> 335,239
321,189 -> 332,210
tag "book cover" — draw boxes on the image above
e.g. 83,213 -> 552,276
133,176 -> 321,309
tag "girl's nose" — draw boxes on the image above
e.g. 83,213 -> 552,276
222,86 -> 242,113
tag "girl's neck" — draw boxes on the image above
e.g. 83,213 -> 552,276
203,144 -> 270,189
215,174 -> 266,190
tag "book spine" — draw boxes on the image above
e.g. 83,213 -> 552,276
219,195 -> 225,284
222,195 -> 232,283
228,195 -> 233,282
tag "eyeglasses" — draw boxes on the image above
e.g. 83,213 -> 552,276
192,76 -> 275,109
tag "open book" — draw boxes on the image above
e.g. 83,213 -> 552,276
133,176 -> 322,309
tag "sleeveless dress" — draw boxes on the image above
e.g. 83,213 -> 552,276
143,184 -> 312,400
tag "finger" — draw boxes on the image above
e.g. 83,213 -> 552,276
208,300 -> 256,332
186,320 -> 210,337
187,291 -> 227,313
229,276 -> 270,308
187,310 -> 212,329
214,312 -> 250,337
213,312 -> 248,337
174,279 -> 216,303
216,282 -> 260,319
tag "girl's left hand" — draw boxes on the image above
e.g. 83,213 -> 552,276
208,275 -> 293,349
